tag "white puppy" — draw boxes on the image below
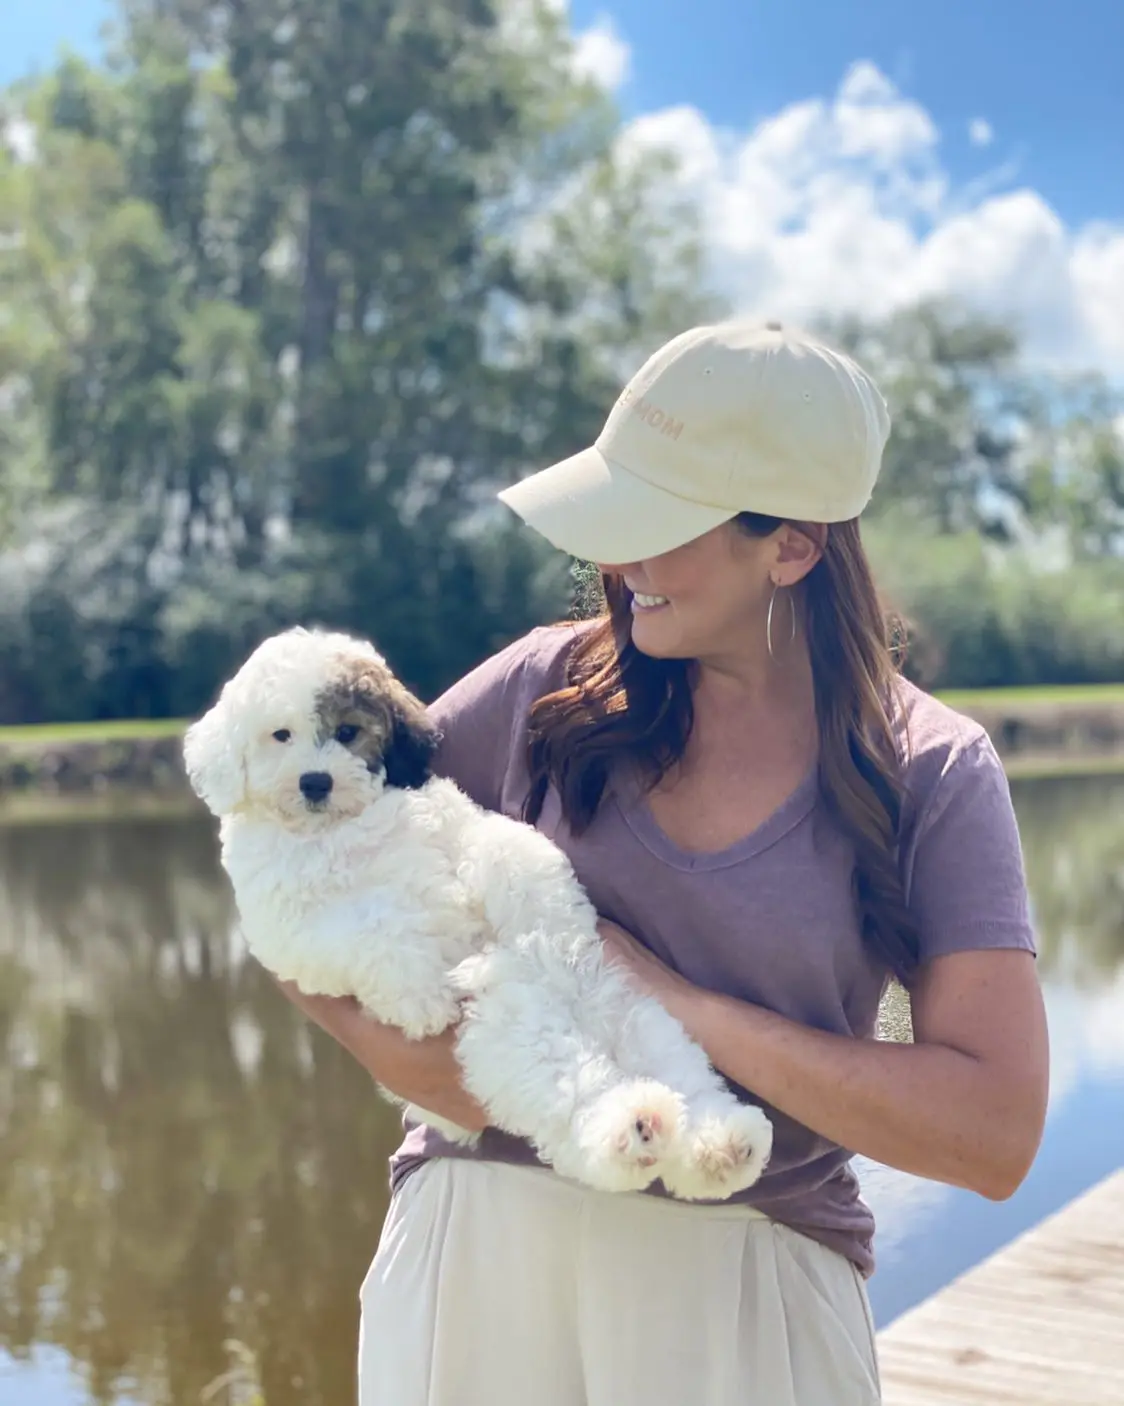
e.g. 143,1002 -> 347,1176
183,626 -> 772,1199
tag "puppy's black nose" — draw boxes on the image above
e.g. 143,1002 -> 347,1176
299,771 -> 334,802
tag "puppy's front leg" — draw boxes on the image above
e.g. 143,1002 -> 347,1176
459,810 -> 599,953
296,897 -> 462,1041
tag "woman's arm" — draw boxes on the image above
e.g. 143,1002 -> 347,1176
600,924 -> 1049,1200
275,980 -> 490,1132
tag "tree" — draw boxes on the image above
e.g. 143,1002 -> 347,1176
828,301 -> 1124,551
827,302 -> 1024,534
0,0 -> 719,720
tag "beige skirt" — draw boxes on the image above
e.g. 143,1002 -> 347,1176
359,1159 -> 881,1405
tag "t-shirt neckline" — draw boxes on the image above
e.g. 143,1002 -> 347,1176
613,762 -> 820,873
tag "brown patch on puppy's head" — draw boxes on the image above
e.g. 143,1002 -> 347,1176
314,655 -> 440,790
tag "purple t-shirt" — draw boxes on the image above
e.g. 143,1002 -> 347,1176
390,623 -> 1036,1276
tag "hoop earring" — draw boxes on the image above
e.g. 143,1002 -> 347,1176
766,583 -> 797,662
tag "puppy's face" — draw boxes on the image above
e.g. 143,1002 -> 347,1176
183,629 -> 440,826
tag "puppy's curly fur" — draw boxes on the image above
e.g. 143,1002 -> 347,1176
184,626 -> 773,1198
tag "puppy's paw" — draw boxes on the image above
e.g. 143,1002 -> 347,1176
661,1103 -> 773,1202
569,1080 -> 687,1193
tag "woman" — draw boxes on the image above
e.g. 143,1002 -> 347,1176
281,321 -> 1049,1405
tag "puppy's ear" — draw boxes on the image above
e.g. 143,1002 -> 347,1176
182,694 -> 247,816
382,692 -> 441,790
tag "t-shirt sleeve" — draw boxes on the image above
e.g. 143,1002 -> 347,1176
906,732 -> 1037,966
425,636 -> 534,813
425,625 -> 576,815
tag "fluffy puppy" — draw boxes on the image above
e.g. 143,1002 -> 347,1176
183,626 -> 773,1199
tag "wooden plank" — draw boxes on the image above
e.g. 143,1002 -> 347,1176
877,1169 -> 1124,1404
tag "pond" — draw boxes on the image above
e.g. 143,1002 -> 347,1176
2,773 -> 1123,1405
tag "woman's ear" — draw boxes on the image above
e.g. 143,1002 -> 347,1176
772,521 -> 826,586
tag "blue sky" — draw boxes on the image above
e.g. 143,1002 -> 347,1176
6,0 -> 1121,225
570,0 -> 1123,228
4,0 -> 1124,375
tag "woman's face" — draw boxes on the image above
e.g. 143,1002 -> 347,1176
598,520 -> 822,666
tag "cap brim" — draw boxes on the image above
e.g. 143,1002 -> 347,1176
497,445 -> 735,563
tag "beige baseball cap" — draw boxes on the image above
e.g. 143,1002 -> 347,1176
498,319 -> 891,563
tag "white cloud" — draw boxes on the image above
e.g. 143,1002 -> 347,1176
835,60 -> 939,164
572,15 -> 631,91
969,117 -> 994,147
618,58 -> 1124,376
1072,223 -> 1124,371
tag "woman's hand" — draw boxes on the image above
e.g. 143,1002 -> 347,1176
269,973 -> 490,1134
597,918 -> 696,1017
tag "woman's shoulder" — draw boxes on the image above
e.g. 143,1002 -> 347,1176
893,675 -> 990,767
509,619 -> 596,681
429,620 -> 593,722
889,674 -> 1008,833
425,620 -> 596,811
889,678 -> 1035,958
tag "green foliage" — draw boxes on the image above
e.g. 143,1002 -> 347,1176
830,301 -> 1124,551
868,522 -> 1124,690
828,302 -> 1124,691
0,5 -> 1122,724
0,0 -> 717,721
830,301 -> 1023,534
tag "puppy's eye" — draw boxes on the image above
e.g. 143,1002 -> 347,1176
272,729 -> 292,743
335,723 -> 360,745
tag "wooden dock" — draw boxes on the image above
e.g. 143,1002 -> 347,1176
877,1168 -> 1124,1404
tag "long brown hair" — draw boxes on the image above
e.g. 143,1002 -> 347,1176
523,515 -> 920,982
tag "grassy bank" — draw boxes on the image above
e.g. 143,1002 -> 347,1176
3,683 -> 1124,804
3,682 -> 1124,747
0,717 -> 190,747
937,683 -> 1124,709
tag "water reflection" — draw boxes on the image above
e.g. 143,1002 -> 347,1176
1,774 -> 1123,1405
0,817 -> 402,1406
863,771 -> 1124,1321
1013,773 -> 1124,985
